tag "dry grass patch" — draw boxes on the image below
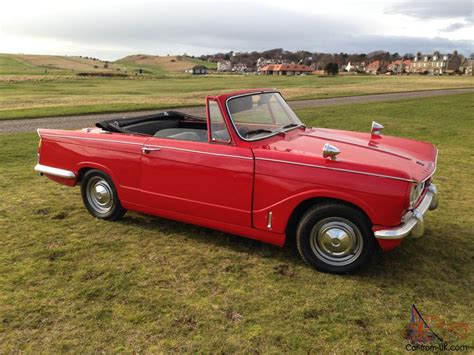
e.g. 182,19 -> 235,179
9,54 -> 124,72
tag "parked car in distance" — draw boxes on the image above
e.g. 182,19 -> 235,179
35,89 -> 439,273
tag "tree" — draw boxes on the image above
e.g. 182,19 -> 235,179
324,62 -> 339,75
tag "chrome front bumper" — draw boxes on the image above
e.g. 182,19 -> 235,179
374,184 -> 438,240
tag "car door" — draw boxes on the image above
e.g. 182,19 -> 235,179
140,99 -> 254,227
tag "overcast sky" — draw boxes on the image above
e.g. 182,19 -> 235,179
0,0 -> 472,60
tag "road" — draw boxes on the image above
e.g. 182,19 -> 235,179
1,88 -> 472,133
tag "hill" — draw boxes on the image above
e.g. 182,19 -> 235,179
0,53 -> 126,75
115,54 -> 216,74
0,53 -> 216,76
0,54 -> 49,75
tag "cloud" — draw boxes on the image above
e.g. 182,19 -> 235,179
1,3 -> 365,55
339,35 -> 473,56
440,22 -> 471,32
2,1 -> 473,59
388,0 -> 474,23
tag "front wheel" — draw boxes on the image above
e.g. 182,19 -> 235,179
296,202 -> 376,274
81,170 -> 126,220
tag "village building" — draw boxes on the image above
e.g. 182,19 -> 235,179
387,59 -> 412,74
365,60 -> 388,74
217,60 -> 232,72
185,65 -> 208,75
409,51 -> 463,74
259,64 -> 313,75
256,57 -> 277,70
344,61 -> 366,72
459,58 -> 474,75
410,53 -> 433,73
232,63 -> 249,73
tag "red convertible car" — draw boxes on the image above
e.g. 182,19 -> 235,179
35,89 -> 438,273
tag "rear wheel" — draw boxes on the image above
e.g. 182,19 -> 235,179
81,170 -> 126,220
296,202 -> 376,274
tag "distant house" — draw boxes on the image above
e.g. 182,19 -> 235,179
344,62 -> 353,72
260,64 -> 313,75
232,63 -> 248,73
387,59 -> 412,74
257,57 -> 276,70
344,61 -> 366,73
410,53 -> 432,74
366,60 -> 388,74
460,58 -> 474,76
185,65 -> 208,75
410,51 -> 463,74
341,62 -> 365,73
217,60 -> 232,72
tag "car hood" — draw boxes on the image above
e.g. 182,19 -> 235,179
253,127 -> 438,182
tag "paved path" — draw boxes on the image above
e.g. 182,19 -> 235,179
1,88 -> 472,134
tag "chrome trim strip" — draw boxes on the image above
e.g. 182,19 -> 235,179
145,145 -> 253,160
255,157 -> 416,182
34,164 -> 76,179
40,133 -> 252,160
40,133 -> 144,146
37,128 -> 41,138
374,186 -> 435,239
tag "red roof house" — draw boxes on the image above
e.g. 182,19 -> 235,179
260,64 -> 313,75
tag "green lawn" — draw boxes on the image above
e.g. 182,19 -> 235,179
0,94 -> 473,352
0,74 -> 472,120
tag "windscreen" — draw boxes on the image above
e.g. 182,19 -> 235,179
227,92 -> 303,140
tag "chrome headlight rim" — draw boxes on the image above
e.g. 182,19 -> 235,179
410,181 -> 426,207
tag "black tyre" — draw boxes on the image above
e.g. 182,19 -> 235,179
81,170 -> 126,220
296,202 -> 376,274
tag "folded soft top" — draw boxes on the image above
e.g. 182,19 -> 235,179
96,111 -> 205,134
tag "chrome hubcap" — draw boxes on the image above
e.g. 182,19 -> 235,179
310,217 -> 363,266
87,177 -> 113,214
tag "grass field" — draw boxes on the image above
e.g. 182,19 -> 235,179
0,74 -> 472,120
0,94 -> 473,352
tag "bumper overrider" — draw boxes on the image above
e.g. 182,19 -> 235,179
375,184 -> 439,240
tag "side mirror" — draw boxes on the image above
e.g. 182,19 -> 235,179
322,143 -> 340,161
371,121 -> 384,135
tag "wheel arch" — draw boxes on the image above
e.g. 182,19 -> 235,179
75,163 -> 119,187
284,196 -> 374,247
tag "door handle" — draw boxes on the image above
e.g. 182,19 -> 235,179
142,147 -> 161,154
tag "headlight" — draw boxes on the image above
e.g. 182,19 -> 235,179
410,181 -> 425,207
